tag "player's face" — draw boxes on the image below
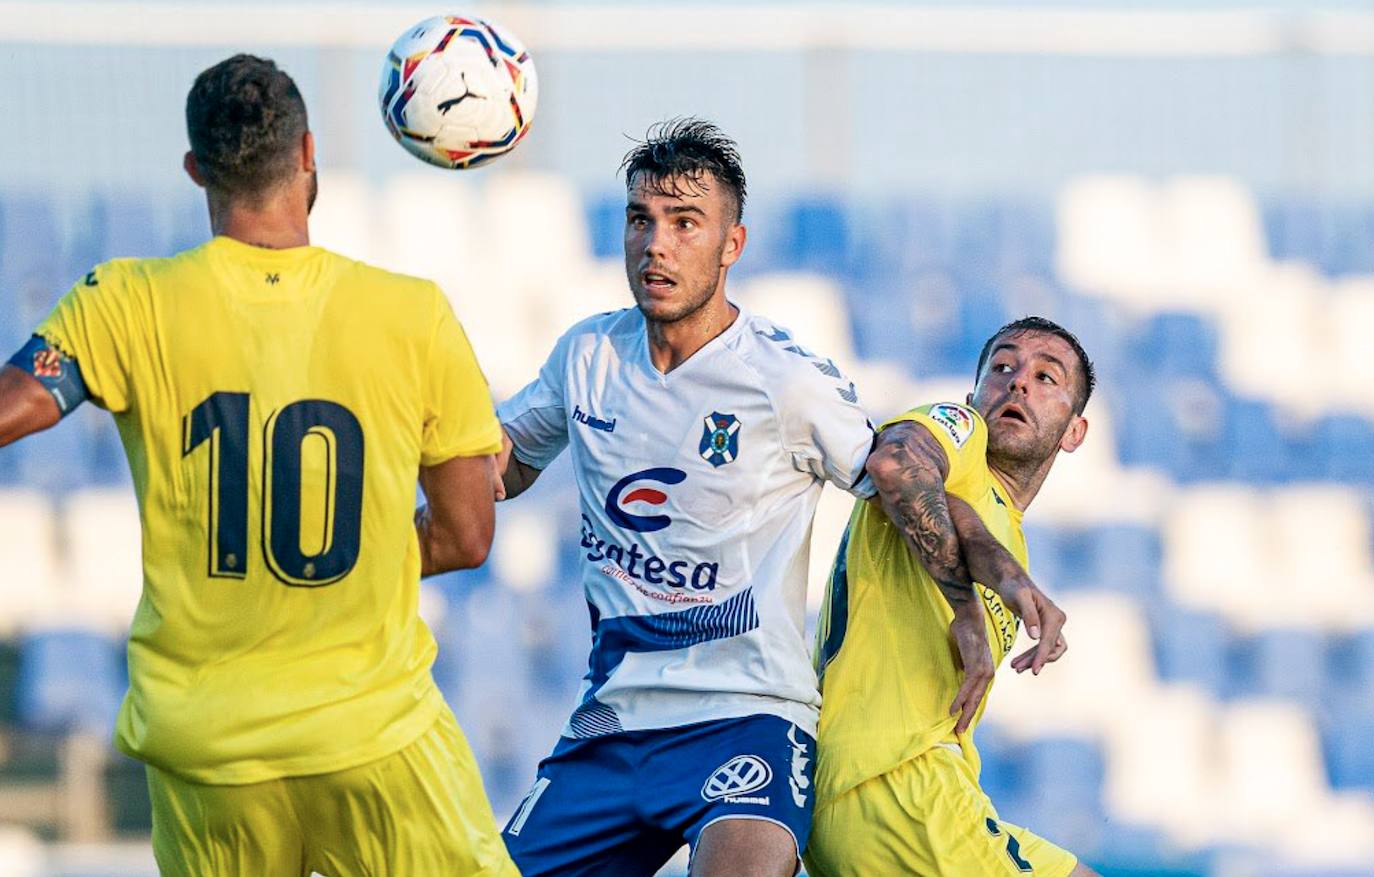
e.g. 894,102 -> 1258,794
624,171 -> 745,324
971,331 -> 1087,464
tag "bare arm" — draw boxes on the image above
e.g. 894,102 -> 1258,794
865,421 -> 976,604
0,365 -> 60,448
495,427 -> 543,501
415,453 -> 497,576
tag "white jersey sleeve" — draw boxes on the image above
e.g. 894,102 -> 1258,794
774,350 -> 876,498
499,325 -> 574,470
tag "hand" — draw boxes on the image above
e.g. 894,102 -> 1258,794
493,430 -> 514,501
1011,632 -> 1067,673
948,598 -> 994,734
996,577 -> 1067,676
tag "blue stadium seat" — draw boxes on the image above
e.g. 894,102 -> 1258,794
1324,692 -> 1374,790
1150,605 -> 1231,696
782,196 -> 852,276
16,630 -> 124,733
1262,199 -> 1329,269
1132,313 -> 1218,379
1311,414 -> 1374,486
1224,397 -> 1297,484
584,191 -> 623,260
1239,628 -> 1327,707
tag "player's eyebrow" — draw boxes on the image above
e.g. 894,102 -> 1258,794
624,201 -> 707,217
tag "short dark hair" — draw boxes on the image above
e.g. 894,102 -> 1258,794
975,316 -> 1097,414
620,118 -> 747,223
186,54 -> 308,199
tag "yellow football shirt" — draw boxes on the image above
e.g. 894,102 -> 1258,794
813,402 -> 1026,806
36,236 -> 502,784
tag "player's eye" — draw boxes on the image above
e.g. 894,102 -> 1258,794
628,215 -> 648,229
993,363 -> 1013,374
1038,372 -> 1057,384
676,218 -> 695,230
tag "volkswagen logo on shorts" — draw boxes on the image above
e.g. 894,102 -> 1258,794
701,755 -> 773,802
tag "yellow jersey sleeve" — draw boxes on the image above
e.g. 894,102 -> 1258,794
880,402 -> 988,495
34,262 -> 136,413
421,288 -> 502,464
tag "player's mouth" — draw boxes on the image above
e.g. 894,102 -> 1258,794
641,270 -> 677,291
997,403 -> 1030,425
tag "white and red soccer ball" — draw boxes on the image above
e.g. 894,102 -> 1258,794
379,14 -> 538,170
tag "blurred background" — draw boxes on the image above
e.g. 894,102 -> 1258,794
2,1 -> 1374,875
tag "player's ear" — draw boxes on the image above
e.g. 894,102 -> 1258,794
301,131 -> 316,173
721,223 -> 747,269
1060,414 -> 1088,454
183,151 -> 206,188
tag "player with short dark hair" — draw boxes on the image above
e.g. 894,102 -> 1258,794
0,53 -> 518,876
492,119 -> 1048,877
806,317 -> 1101,877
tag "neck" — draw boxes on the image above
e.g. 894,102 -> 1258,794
646,288 -> 738,373
987,452 -> 1056,512
209,188 -> 310,250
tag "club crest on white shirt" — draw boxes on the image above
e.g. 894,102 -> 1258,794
699,412 -> 741,467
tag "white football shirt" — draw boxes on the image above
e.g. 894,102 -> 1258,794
499,304 -> 874,738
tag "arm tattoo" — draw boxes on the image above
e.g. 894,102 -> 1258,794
871,423 -> 976,604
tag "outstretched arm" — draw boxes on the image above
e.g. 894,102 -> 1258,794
0,364 -> 61,448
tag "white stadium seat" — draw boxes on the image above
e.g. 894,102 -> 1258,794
1056,175 -> 1168,310
1266,485 -> 1374,630
1326,277 -> 1374,417
985,591 -> 1158,739
1162,484 -> 1280,631
493,505 -> 557,594
1101,684 -> 1225,849
0,490 -> 61,635
308,170 -> 377,263
63,488 -> 142,634
1158,176 -> 1268,308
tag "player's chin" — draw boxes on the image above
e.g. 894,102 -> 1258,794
633,293 -> 692,323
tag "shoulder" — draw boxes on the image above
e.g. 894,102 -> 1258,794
732,311 -> 859,408
552,307 -> 641,362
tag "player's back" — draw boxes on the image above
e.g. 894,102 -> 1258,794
38,236 -> 499,783
813,403 -> 1026,806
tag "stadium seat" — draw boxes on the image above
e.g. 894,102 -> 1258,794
15,629 -> 123,733
1325,279 -> 1374,419
377,171 -> 487,297
985,592 -> 1159,739
780,196 -> 852,276
95,193 -> 164,260
1308,414 -> 1374,485
1158,176 -> 1268,307
492,504 -> 557,594
63,489 -> 142,634
1055,175 -> 1166,309
1150,605 -> 1232,697
584,191 -> 624,260
1131,312 -> 1218,379
1223,398 -> 1296,484
1215,262 -> 1327,417
1214,699 -> 1374,865
483,171 -> 593,294
308,170 -> 377,262
1267,485 -> 1374,630
1238,629 -> 1328,707
1324,692 -> 1374,790
1102,685 -> 1223,848
0,490 -> 61,636
1162,484 -> 1278,631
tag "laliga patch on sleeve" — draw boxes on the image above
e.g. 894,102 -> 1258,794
927,403 -> 975,449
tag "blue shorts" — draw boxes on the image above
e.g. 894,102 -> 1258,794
502,714 -> 815,877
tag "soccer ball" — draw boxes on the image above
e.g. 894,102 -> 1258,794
378,14 -> 538,170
